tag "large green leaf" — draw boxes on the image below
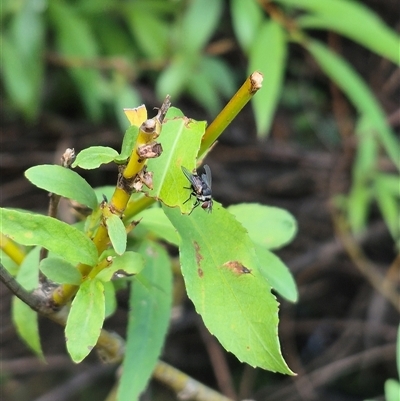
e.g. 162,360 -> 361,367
0,208 -> 98,266
25,165 -> 98,209
11,247 -> 43,359
249,20 -> 287,136
306,40 -> 400,169
146,117 -> 206,213
65,278 -> 105,363
228,203 -> 297,250
164,203 -> 293,374
275,0 -> 400,64
117,240 -> 172,401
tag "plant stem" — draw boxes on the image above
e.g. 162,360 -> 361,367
0,263 -> 48,314
0,234 -> 25,265
153,360 -> 234,401
198,71 -> 263,158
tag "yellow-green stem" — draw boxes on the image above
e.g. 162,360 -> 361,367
198,71 -> 263,158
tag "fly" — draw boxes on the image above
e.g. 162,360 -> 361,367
181,164 -> 213,214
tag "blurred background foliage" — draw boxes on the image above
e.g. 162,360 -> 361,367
1,0 -> 399,244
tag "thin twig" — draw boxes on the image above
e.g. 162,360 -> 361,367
0,263 -> 47,313
153,360 -> 235,401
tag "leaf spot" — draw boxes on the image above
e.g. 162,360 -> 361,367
193,241 -> 203,266
198,268 -> 203,278
222,261 -> 253,276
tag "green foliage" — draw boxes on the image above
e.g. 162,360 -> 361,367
0,208 -> 98,266
39,257 -> 83,285
1,104 -> 300,396
72,146 -> 120,170
248,20 -> 287,137
118,240 -> 172,401
25,165 -> 98,209
146,118 -> 207,212
105,214 -> 127,255
11,247 -> 43,359
65,278 -> 105,363
164,203 -> 293,374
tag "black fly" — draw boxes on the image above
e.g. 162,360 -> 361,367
181,164 -> 213,214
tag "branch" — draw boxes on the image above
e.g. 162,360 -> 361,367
0,262 -> 47,314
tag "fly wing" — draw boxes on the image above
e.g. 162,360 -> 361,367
181,165 -> 202,192
202,164 -> 212,190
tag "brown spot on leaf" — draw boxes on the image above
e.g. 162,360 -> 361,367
222,261 -> 253,276
198,268 -> 204,278
194,241 -> 203,265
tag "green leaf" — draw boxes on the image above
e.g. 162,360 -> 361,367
156,56 -> 193,100
275,0 -> 400,65
115,126 -> 139,164
0,34 -> 43,120
200,56 -> 237,100
306,40 -> 400,169
105,214 -> 127,255
186,67 -> 221,115
117,240 -> 172,401
249,20 -> 287,136
72,146 -> 119,170
125,4 -> 169,58
96,251 -> 144,282
12,247 -> 43,359
374,179 -> 400,242
353,118 -> 378,182
164,203 -> 293,374
385,379 -> 400,401
25,165 -> 98,210
133,208 -> 180,246
65,279 -> 105,363
0,208 -> 98,266
228,203 -> 297,250
146,117 -> 206,213
254,244 -> 298,302
181,0 -> 223,53
347,183 -> 372,234
231,0 -> 263,53
48,2 -> 103,120
12,298 -> 44,358
39,256 -> 82,285
103,281 -> 117,318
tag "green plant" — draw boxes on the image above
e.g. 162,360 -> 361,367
1,0 -> 236,127
0,74 -> 299,400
